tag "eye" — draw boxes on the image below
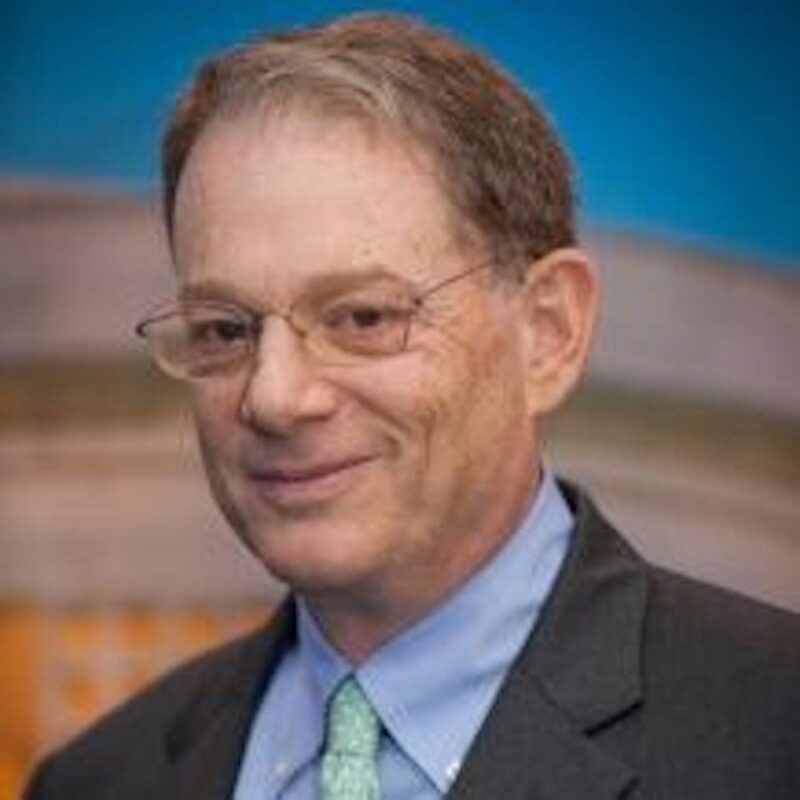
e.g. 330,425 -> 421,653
183,309 -> 252,352
346,304 -> 391,329
323,300 -> 409,331
319,297 -> 413,356
192,318 -> 248,343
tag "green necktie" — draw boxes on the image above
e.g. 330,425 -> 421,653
320,677 -> 381,800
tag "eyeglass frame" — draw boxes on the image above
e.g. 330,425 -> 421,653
135,260 -> 499,381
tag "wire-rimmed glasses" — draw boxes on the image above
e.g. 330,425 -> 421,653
135,262 -> 492,381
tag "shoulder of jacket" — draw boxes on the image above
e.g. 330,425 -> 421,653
24,621 -> 274,798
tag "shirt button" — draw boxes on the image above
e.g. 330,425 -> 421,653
274,761 -> 289,778
446,761 -> 461,782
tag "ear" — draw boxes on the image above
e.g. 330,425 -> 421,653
517,247 -> 599,415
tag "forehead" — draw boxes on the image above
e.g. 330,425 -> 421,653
171,110 -> 473,303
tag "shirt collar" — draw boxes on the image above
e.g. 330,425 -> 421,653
295,468 -> 573,792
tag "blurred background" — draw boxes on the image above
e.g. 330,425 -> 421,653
1,2 -> 798,796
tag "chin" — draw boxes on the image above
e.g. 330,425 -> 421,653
235,513 -> 388,593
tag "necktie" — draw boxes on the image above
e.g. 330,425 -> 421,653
320,677 -> 381,800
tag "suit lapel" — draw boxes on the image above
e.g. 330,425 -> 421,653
447,682 -> 636,800
160,602 -> 296,799
449,484 -> 646,800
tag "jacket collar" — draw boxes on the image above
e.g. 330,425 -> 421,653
448,482 -> 647,799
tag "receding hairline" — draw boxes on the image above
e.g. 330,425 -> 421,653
170,94 -> 490,265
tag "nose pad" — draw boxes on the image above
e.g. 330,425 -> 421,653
238,317 -> 337,434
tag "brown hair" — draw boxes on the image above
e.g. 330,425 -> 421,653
162,12 -> 576,271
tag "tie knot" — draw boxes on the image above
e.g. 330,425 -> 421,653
325,677 -> 380,757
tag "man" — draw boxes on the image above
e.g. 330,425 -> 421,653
27,12 -> 799,799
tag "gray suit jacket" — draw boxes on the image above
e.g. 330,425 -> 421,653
26,484 -> 800,799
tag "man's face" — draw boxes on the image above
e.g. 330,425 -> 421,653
171,111 -> 540,607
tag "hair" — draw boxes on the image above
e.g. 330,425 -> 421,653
162,12 -> 576,272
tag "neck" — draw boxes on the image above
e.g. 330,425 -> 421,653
303,461 -> 544,664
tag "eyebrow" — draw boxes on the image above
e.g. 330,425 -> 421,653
178,278 -> 257,305
179,264 -> 412,307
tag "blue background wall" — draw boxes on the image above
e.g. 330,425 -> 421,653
3,1 -> 798,271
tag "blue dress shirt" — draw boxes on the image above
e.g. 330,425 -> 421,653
234,470 -> 573,799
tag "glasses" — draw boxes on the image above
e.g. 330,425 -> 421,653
135,262 -> 493,381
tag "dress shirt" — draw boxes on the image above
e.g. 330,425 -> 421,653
233,469 -> 574,799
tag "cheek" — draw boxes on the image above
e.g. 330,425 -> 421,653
191,381 -> 243,452
392,333 -> 505,472
427,320 -> 527,460
359,304 -> 522,454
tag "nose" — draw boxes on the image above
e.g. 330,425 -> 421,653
238,317 -> 339,435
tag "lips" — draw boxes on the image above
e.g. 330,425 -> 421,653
245,454 -> 377,508
254,456 -> 372,482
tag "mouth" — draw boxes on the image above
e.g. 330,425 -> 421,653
245,455 -> 377,509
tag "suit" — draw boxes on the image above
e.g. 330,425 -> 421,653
26,484 -> 800,798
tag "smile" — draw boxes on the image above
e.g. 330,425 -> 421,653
246,455 -> 377,509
